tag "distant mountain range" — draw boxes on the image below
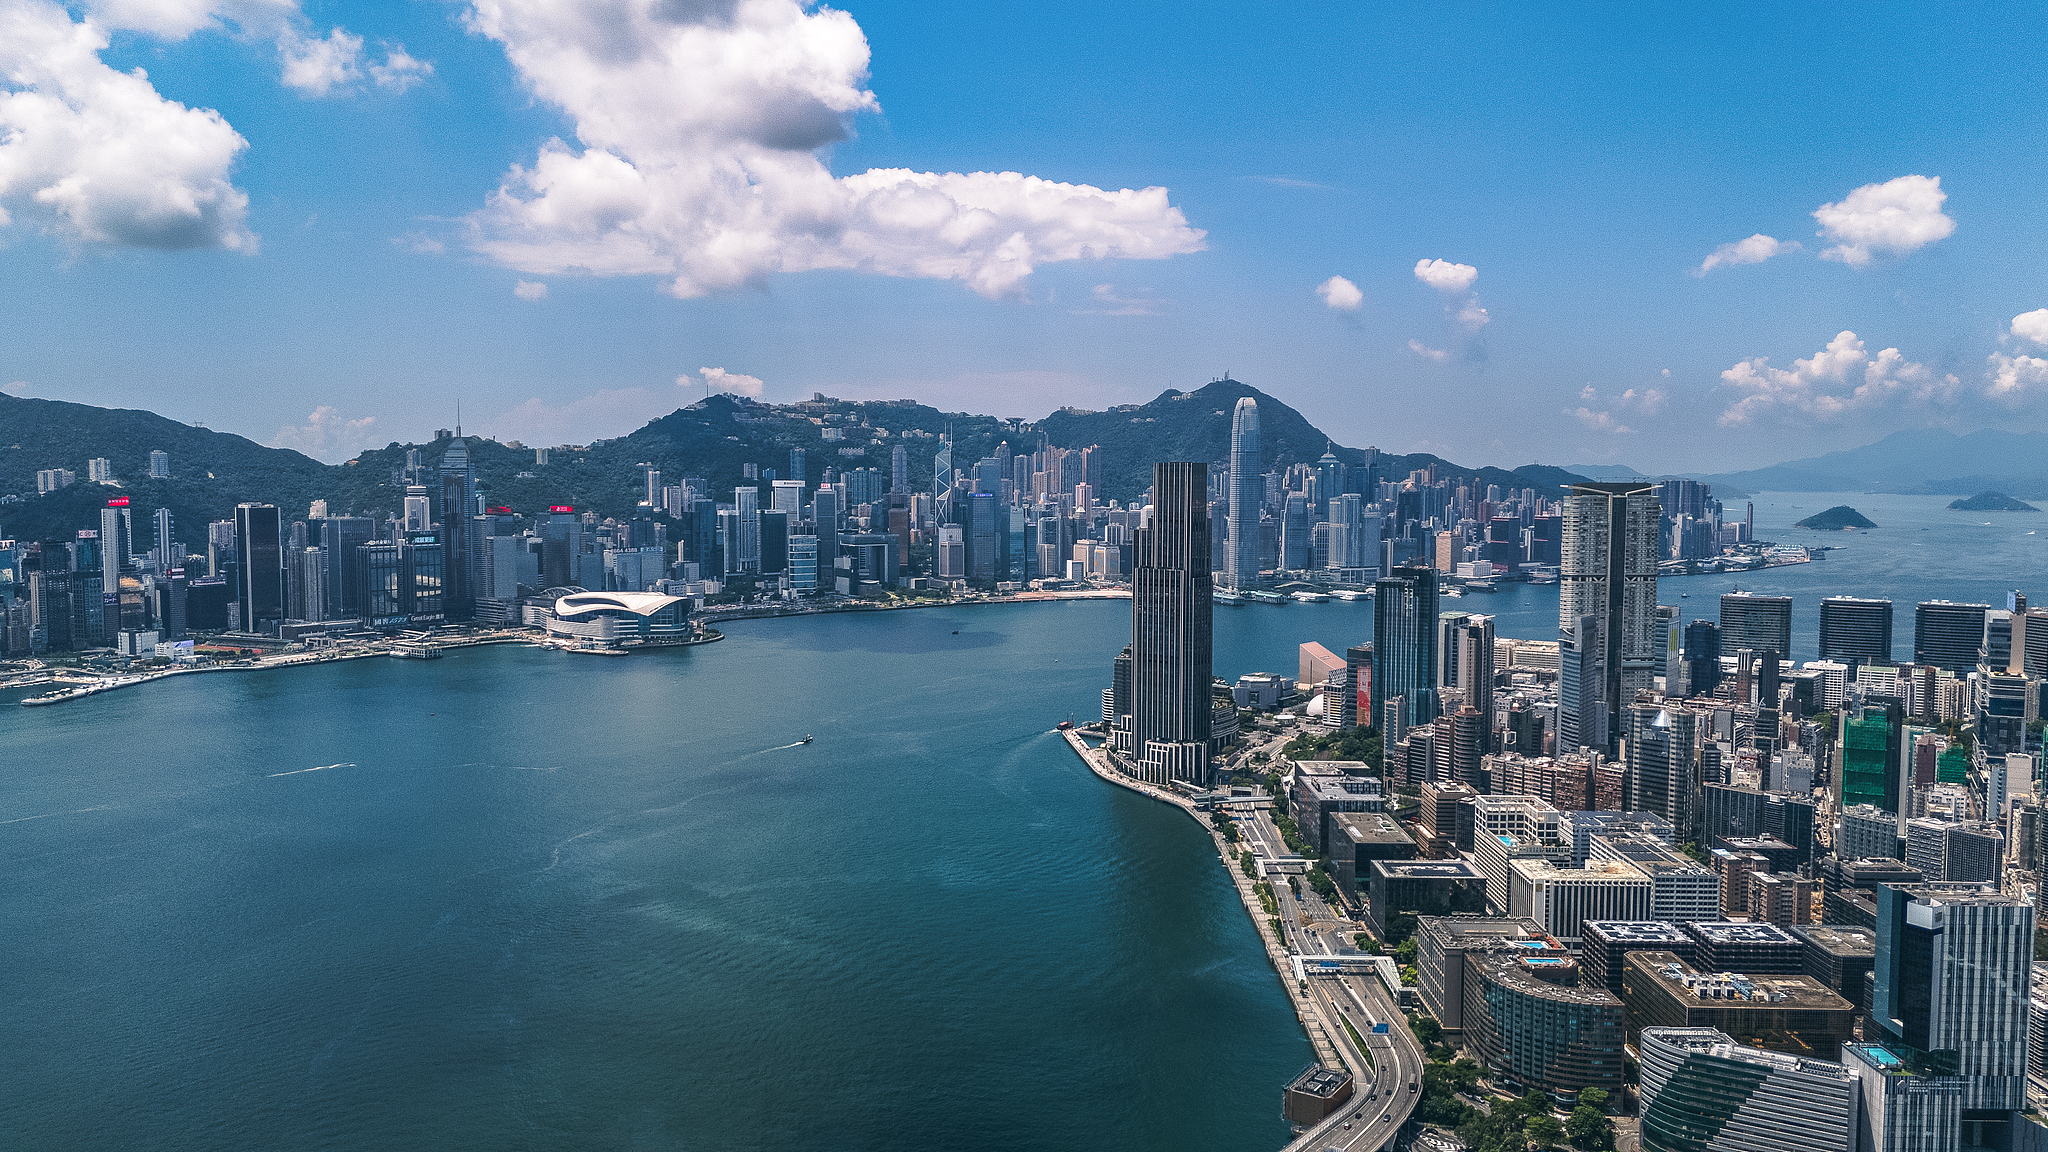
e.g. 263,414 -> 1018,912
0,381 -> 1592,544
1571,429 -> 2048,499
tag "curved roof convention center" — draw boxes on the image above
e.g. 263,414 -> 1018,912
551,592 -> 689,620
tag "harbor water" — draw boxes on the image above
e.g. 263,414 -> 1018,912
3,603 -> 1310,1152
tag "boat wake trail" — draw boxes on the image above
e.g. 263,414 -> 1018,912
269,763 -> 354,778
0,804 -> 118,825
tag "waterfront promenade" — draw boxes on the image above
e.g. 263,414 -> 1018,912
1060,728 -> 1426,1151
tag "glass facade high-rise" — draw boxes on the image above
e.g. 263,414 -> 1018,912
1627,702 -> 1701,835
1720,591 -> 1793,661
1869,885 -> 2033,1118
1374,566 -> 1440,728
1129,462 -> 1212,786
1638,1027 -> 1858,1152
1817,596 -> 1893,668
1223,397 -> 1260,590
320,516 -> 374,619
1915,600 -> 1990,672
1559,482 -> 1660,755
234,502 -> 283,633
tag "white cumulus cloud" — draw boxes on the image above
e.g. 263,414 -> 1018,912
271,405 -> 379,461
513,279 -> 547,300
694,366 -> 764,397
1695,233 -> 1799,276
1413,258 -> 1477,293
0,0 -> 431,252
457,0 -> 1203,299
1988,354 -> 2048,401
1316,275 -> 1362,311
1813,174 -> 1955,267
2009,309 -> 2048,347
1407,339 -> 1448,362
1719,330 -> 1957,425
0,0 -> 255,250
277,25 -> 432,97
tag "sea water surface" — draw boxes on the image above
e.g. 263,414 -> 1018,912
3,603 -> 1312,1152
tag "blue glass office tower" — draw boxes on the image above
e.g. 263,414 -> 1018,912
1130,462 -> 1212,786
1373,566 -> 1439,731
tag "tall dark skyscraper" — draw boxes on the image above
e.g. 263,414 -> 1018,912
1224,396 -> 1260,590
1915,600 -> 1991,672
1719,591 -> 1792,660
1130,462 -> 1212,786
438,432 -> 474,617
1373,565 -> 1439,733
321,516 -> 375,619
1817,596 -> 1892,668
234,502 -> 284,633
1682,619 -> 1721,697
1558,481 -> 1659,756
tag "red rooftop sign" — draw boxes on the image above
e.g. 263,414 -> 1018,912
106,497 -> 129,507
549,505 -> 574,513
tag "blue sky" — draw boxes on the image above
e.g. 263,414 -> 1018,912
3,0 -> 2045,471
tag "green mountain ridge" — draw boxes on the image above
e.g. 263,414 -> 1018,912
1,383 -> 1590,543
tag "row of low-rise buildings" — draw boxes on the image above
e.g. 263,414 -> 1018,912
1412,880 -> 2036,1151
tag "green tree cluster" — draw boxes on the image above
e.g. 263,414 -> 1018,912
1459,1091 -> 1561,1152
1306,862 -> 1339,902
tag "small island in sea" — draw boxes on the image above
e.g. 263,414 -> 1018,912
1796,505 -> 1878,530
1948,490 -> 2039,512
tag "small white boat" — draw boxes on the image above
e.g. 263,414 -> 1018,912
1331,589 -> 1371,602
1289,591 -> 1330,603
1213,589 -> 1248,606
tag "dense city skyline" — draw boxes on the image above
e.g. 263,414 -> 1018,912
4,1 -> 2048,470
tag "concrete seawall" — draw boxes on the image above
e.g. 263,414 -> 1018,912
1058,728 -> 1368,1137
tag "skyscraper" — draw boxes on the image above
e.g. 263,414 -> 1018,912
234,502 -> 284,633
932,438 -> 953,524
1682,619 -> 1721,697
962,491 -> 1001,582
147,449 -> 169,479
1868,885 -> 2033,1120
1818,596 -> 1893,668
734,486 -> 761,572
439,432 -> 474,616
1224,397 -> 1260,590
1374,566 -> 1440,729
1627,702 -> 1701,834
1129,462 -> 1212,786
891,443 -> 908,493
152,507 -> 174,569
1915,600 -> 1990,672
99,500 -> 131,594
321,516 -> 374,618
1720,591 -> 1793,661
1559,482 -> 1660,755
